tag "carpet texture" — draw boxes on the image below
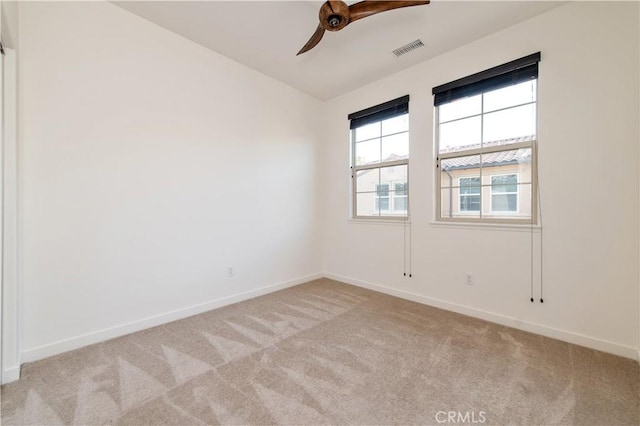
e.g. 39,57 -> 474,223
1,279 -> 639,425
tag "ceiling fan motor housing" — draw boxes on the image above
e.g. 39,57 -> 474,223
320,1 -> 350,32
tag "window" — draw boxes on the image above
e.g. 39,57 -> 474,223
350,96 -> 409,219
373,182 -> 407,213
459,177 -> 480,212
393,182 -> 407,213
375,183 -> 390,212
491,174 -> 518,213
433,53 -> 539,223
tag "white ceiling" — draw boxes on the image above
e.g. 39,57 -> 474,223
114,1 -> 566,100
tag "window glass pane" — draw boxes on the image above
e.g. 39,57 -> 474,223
440,156 -> 481,218
440,188 -> 452,218
488,177 -> 522,214
355,122 -> 380,142
491,194 -> 517,212
481,148 -> 531,183
460,194 -> 481,212
459,177 -> 480,212
439,116 -> 481,153
355,138 -> 381,166
381,114 -> 408,136
376,183 -> 390,197
381,133 -> 409,161
514,183 -> 531,217
356,192 -> 377,217
441,188 -> 480,219
355,169 -> 378,194
491,175 -> 517,193
393,195 -> 407,212
439,95 -> 481,122
483,80 -> 536,113
485,183 -> 531,217
483,103 -> 536,144
376,198 -> 389,212
380,164 -> 407,185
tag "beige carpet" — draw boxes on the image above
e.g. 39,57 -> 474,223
1,278 -> 638,425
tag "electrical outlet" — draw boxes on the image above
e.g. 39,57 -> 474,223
465,273 -> 473,285
227,267 -> 234,278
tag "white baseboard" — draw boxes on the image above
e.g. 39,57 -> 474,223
16,271 -> 640,367
2,365 -> 20,384
21,272 -> 323,364
324,272 -> 639,361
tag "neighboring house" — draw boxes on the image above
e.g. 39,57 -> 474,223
357,136 -> 533,218
356,153 -> 408,217
440,136 -> 533,219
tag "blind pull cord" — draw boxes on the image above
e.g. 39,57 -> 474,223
407,178 -> 412,278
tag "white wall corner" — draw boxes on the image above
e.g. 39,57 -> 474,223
2,47 -> 20,385
2,365 -> 20,384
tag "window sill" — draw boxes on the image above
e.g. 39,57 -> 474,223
349,218 -> 410,226
429,220 -> 541,232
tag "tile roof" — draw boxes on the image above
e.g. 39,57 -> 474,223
440,135 -> 534,170
357,135 -> 535,174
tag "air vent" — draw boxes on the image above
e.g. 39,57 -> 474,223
392,39 -> 424,57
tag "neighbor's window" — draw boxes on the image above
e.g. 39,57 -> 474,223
491,174 -> 518,213
375,183 -> 390,212
433,53 -> 539,224
393,182 -> 407,212
349,96 -> 409,219
459,177 -> 480,213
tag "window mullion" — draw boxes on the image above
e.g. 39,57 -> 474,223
438,100 -> 536,126
379,121 -> 383,174
354,158 -> 408,172
378,120 -> 382,218
438,141 -> 534,160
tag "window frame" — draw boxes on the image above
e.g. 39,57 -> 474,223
434,89 -> 537,225
350,109 -> 409,221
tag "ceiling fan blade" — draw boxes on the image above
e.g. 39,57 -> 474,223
349,0 -> 430,23
297,25 -> 326,55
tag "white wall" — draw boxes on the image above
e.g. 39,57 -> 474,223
19,1 -> 323,360
1,0 -> 20,383
323,1 -> 640,359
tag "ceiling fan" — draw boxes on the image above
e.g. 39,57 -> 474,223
297,0 -> 430,55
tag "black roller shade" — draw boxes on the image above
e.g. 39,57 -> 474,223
433,52 -> 541,107
348,95 -> 409,129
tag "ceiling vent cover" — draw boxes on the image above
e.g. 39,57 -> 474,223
392,39 -> 424,57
